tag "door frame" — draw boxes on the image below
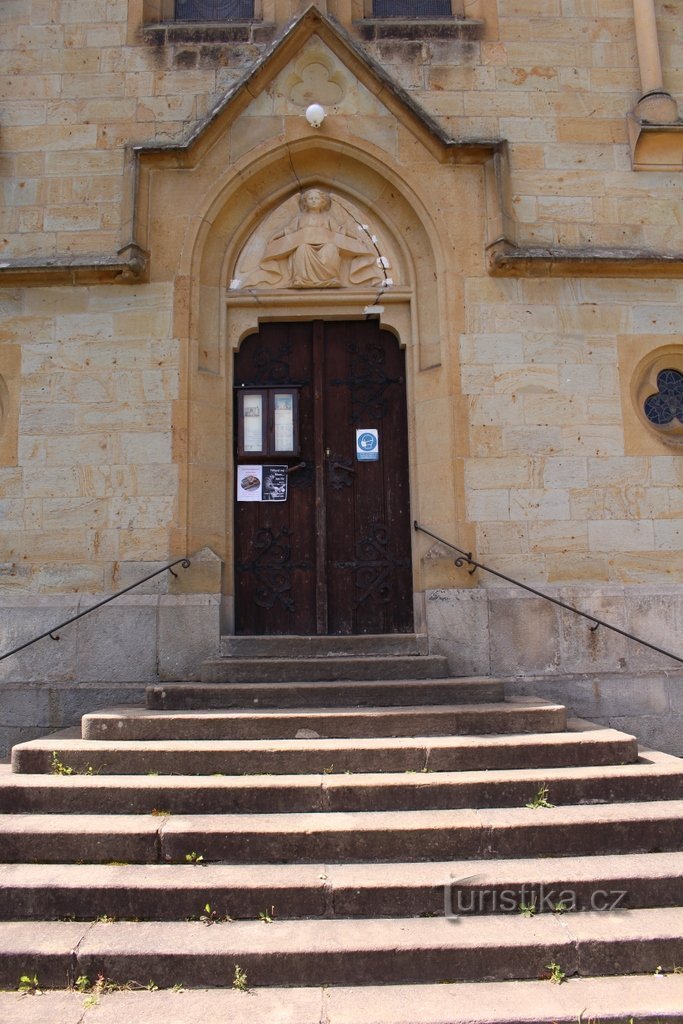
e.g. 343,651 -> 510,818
225,293 -> 420,634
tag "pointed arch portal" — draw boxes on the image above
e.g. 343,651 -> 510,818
132,6 -> 496,632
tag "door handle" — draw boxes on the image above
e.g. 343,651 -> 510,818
331,461 -> 355,475
287,462 -> 306,474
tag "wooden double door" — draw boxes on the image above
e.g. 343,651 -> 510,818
234,320 -> 413,635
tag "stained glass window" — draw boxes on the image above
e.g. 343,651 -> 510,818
643,368 -> 683,427
372,1 -> 452,16
175,0 -> 254,20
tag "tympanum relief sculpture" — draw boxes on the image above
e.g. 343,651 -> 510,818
233,189 -> 392,291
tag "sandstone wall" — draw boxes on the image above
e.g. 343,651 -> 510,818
0,1 -> 682,755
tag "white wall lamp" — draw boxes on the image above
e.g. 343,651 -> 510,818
305,103 -> 326,128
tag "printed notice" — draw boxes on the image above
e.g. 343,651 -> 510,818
273,393 -> 294,452
242,394 -> 263,453
237,465 -> 288,502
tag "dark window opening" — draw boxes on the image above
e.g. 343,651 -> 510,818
174,0 -> 254,20
644,368 -> 683,427
372,0 -> 452,16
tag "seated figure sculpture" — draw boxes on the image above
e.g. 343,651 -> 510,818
243,189 -> 385,289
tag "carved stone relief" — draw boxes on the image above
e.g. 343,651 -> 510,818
287,54 -> 346,109
232,189 -> 394,291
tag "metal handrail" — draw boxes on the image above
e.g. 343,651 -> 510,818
413,521 -> 683,667
0,558 -> 191,663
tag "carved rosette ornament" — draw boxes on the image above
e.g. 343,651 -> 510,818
233,189 -> 392,291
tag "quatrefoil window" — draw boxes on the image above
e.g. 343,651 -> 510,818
643,368 -> 683,426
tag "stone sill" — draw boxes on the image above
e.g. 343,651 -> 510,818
142,20 -> 276,45
354,17 -> 484,41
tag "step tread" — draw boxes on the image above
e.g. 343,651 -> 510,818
12,725 -> 635,755
3,801 -> 676,864
219,634 -> 430,657
150,677 -> 499,690
1,799 -> 680,834
11,726 -> 640,777
203,655 -> 449,666
2,850 -> 681,890
200,655 -> 451,683
5,852 -> 680,923
0,976 -> 682,1024
147,677 -> 506,709
86,698 -> 564,722
0,905 -> 680,956
5,759 -> 682,790
1,761 -> 681,815
82,700 -> 568,739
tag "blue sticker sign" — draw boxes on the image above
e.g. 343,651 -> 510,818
356,429 -> 379,461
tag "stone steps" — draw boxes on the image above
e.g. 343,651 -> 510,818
1,851 -> 681,921
146,676 -> 504,709
10,724 -> 639,776
2,639 -> 681,1013
0,801 -> 680,865
81,699 -> 567,741
2,760 -> 680,814
2,976 -> 683,1024
0,908 -> 681,990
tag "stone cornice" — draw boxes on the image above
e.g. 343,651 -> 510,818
488,240 -> 683,279
0,245 -> 149,287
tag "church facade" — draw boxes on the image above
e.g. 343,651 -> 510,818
1,0 -> 682,756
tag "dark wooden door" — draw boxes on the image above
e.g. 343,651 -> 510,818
234,320 -> 413,635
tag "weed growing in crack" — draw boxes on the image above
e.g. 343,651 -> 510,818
545,961 -> 566,984
198,903 -> 232,925
232,964 -> 248,991
526,784 -> 554,809
51,752 -> 96,777
17,973 -> 41,995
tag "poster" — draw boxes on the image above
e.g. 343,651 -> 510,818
237,465 -> 288,502
237,465 -> 262,501
263,465 -> 288,501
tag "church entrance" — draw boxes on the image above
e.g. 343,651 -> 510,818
233,319 -> 413,635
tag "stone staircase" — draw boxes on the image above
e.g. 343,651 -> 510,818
0,634 -> 682,1023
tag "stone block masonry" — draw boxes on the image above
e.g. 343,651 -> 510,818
0,1 -> 682,757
